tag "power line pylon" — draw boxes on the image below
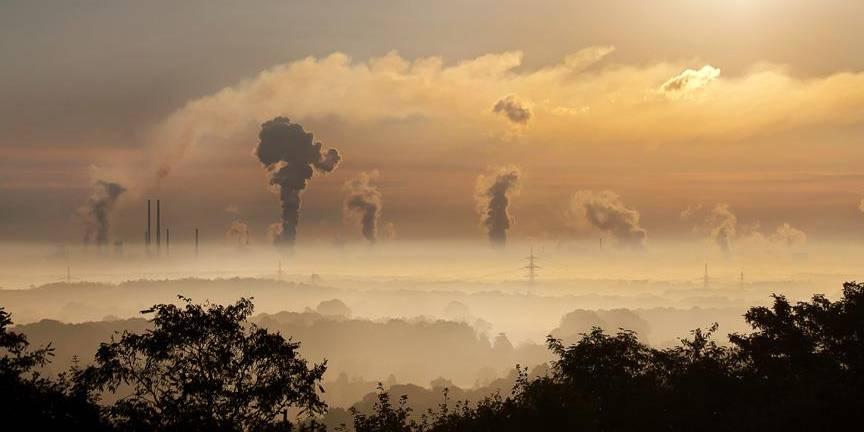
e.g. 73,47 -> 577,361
523,247 -> 541,285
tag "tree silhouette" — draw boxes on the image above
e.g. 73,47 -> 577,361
78,297 -> 327,431
0,307 -> 107,429
345,283 -> 864,431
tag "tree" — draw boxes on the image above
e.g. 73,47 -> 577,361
0,307 -> 107,429
79,297 -> 327,431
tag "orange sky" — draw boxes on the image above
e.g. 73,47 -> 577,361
1,0 -> 863,248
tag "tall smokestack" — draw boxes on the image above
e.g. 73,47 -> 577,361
156,199 -> 161,254
195,228 -> 199,258
147,200 -> 151,248
166,228 -> 170,257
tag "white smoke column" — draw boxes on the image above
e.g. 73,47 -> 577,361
254,117 -> 341,246
79,180 -> 126,246
343,171 -> 383,243
706,204 -> 737,252
475,167 -> 521,247
568,190 -> 647,248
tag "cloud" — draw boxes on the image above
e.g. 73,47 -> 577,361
660,65 -> 721,94
492,95 -> 532,124
141,49 -> 864,188
567,190 -> 647,247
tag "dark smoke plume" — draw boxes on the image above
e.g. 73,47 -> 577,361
254,117 -> 341,246
492,95 -> 531,125
343,171 -> 383,243
476,167 -> 521,247
79,180 -> 126,246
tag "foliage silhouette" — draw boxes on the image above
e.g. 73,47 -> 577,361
345,282 -> 864,431
78,296 -> 327,431
0,307 -> 108,429
4,282 -> 864,430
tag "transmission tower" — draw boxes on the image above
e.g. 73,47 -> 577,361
523,247 -> 541,285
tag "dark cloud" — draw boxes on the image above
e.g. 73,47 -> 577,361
254,117 -> 342,246
476,167 -> 521,247
79,180 -> 126,246
343,171 -> 383,243
492,95 -> 531,125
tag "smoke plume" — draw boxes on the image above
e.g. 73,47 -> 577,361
79,181 -> 126,246
343,171 -> 383,243
226,221 -> 250,247
682,204 -> 807,251
492,95 -> 532,125
681,204 -> 737,252
568,190 -> 647,247
476,167 -> 521,247
254,117 -> 341,246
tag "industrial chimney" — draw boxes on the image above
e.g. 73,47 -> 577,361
156,199 -> 161,255
146,199 -> 151,248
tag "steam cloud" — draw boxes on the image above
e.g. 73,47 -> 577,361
476,167 -> 521,247
492,95 -> 532,124
569,190 -> 647,247
79,181 -> 126,246
343,171 -> 383,243
254,117 -> 342,246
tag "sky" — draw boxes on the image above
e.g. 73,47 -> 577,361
2,0 -> 864,248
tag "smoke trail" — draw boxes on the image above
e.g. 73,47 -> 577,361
568,190 -> 647,247
79,180 -> 126,246
343,171 -> 383,243
254,117 -> 341,246
476,167 -> 521,247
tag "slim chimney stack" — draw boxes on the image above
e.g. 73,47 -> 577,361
194,228 -> 199,258
156,200 -> 161,254
147,200 -> 151,247
166,228 -> 170,256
